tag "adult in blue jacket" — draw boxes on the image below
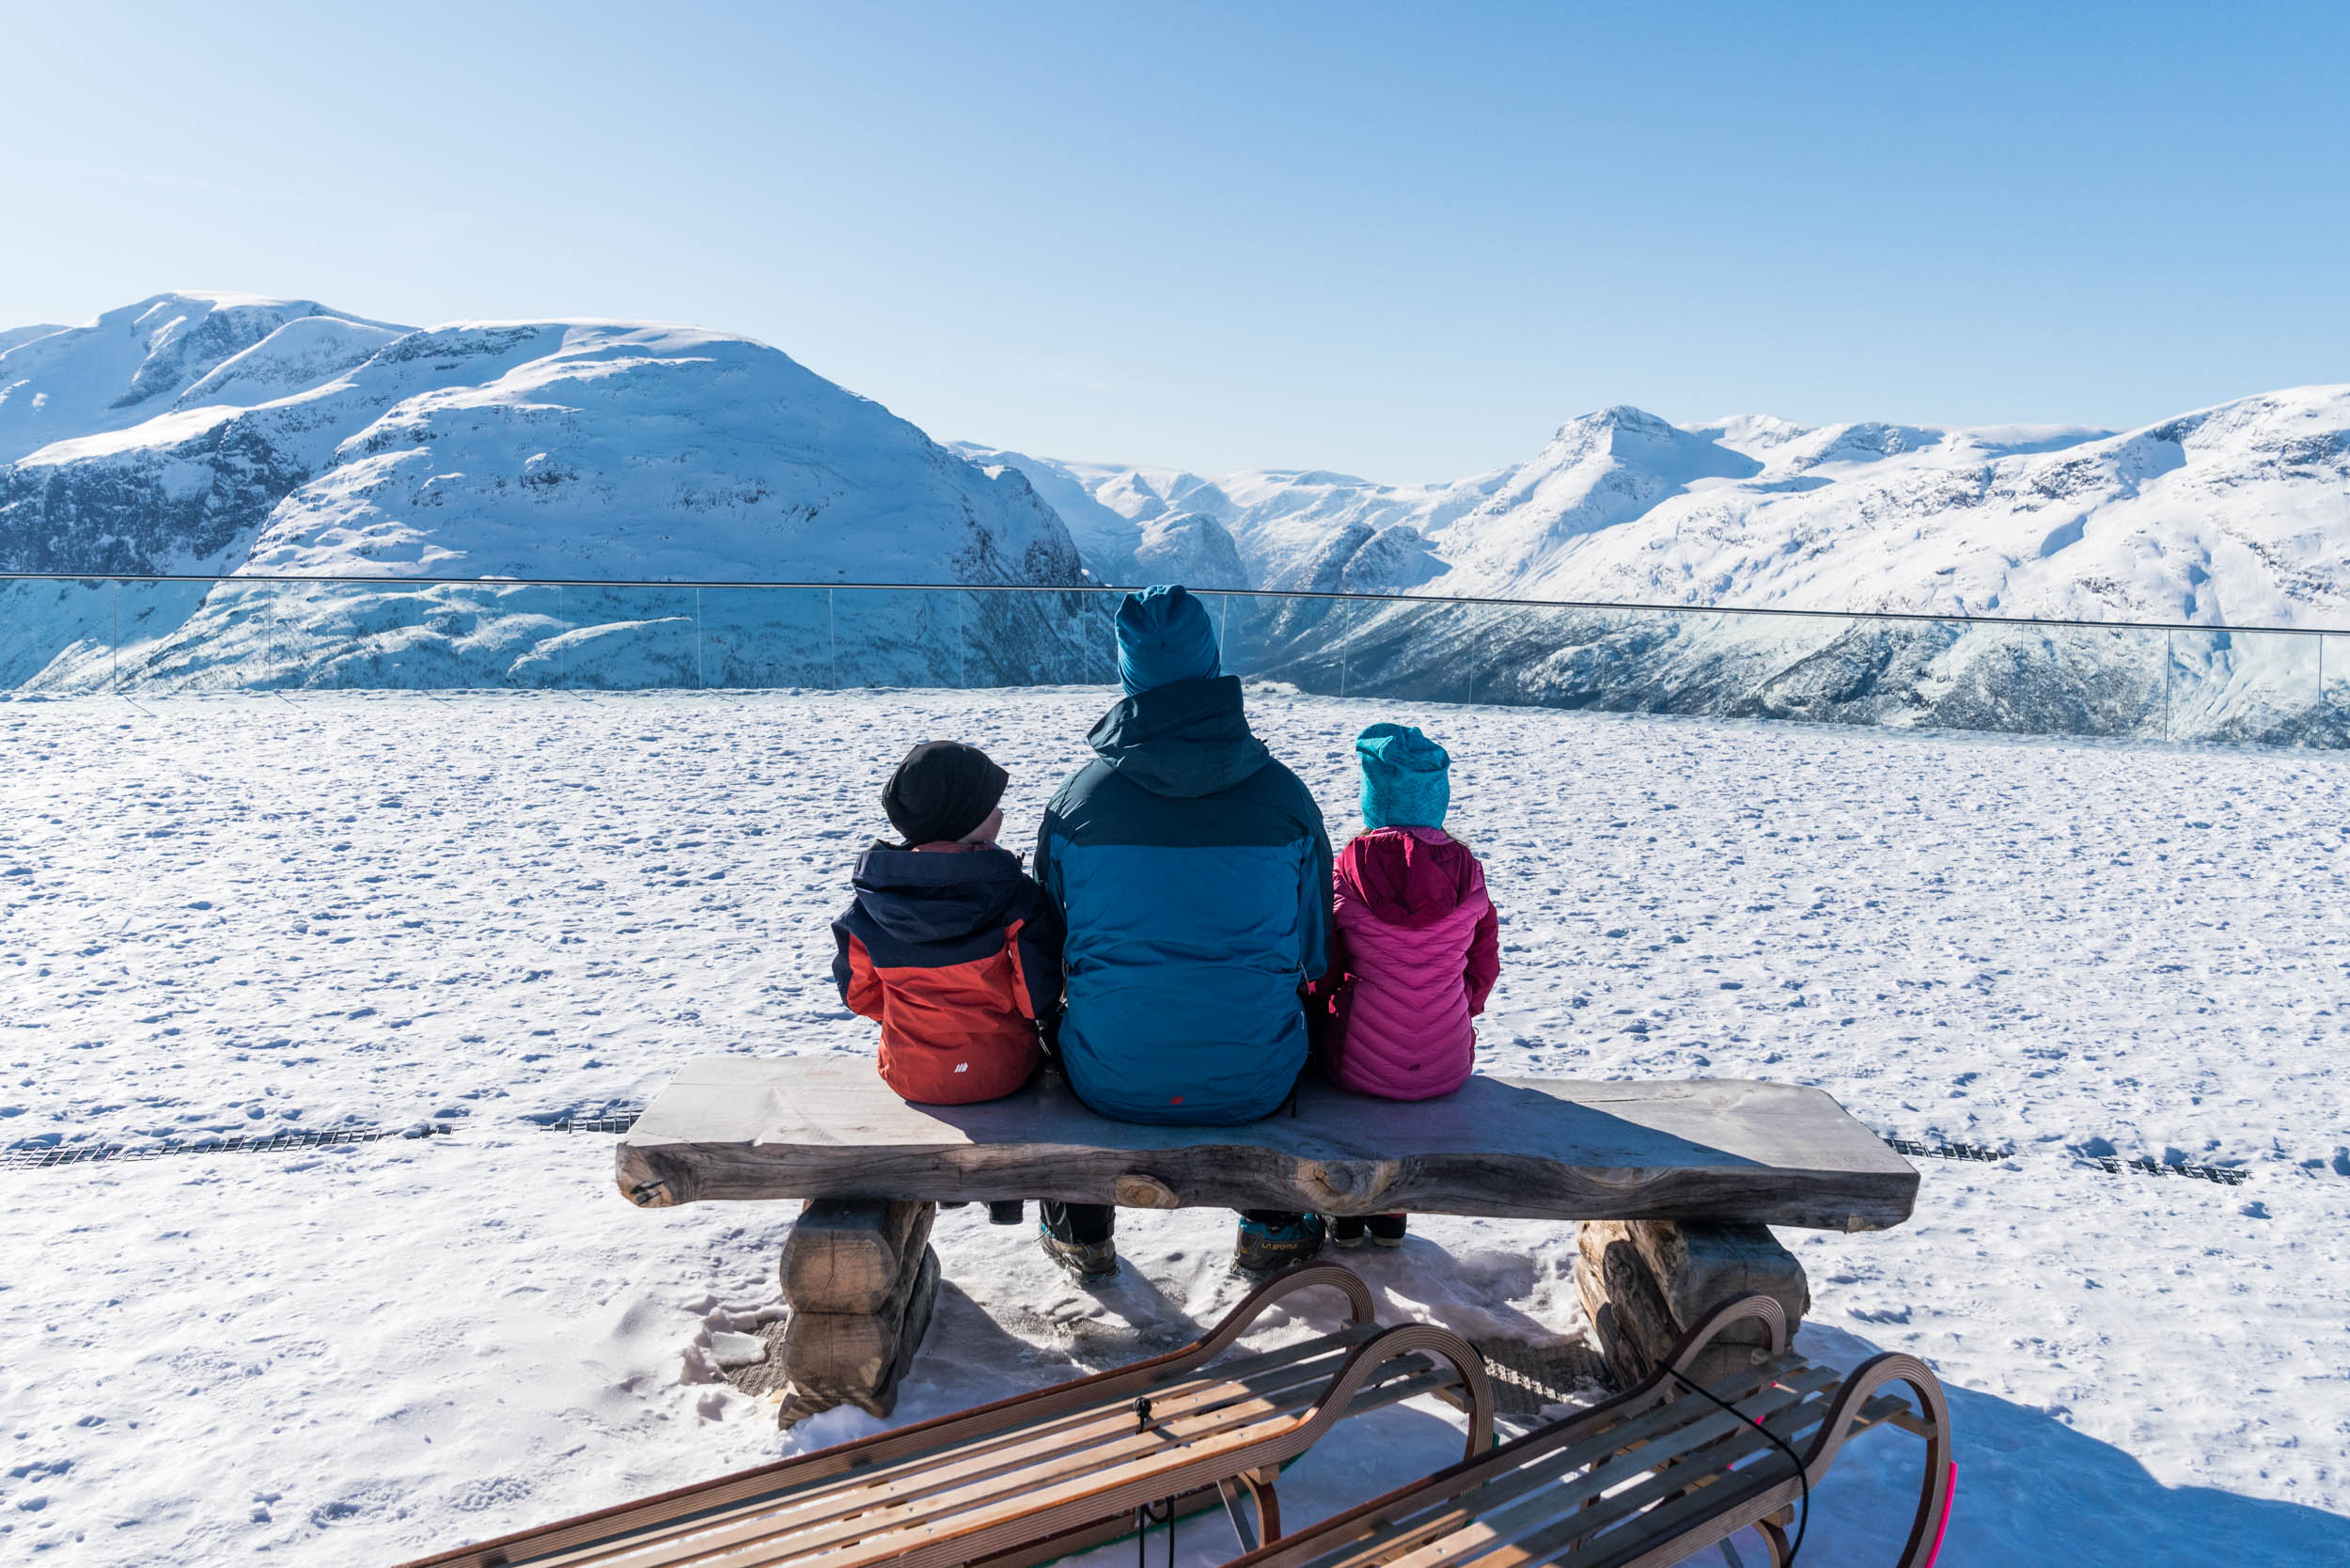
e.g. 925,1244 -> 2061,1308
1032,585 -> 1334,1278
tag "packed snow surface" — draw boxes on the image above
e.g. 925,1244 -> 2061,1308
3,689 -> 2347,1566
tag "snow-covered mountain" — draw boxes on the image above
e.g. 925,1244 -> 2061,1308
971,392 -> 2350,631
948,441 -> 1483,590
949,444 -> 1252,588
5,290 -> 2342,739
966,393 -> 2350,744
0,293 -> 1096,690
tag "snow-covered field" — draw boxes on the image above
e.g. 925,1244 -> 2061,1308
3,687 -> 2346,1565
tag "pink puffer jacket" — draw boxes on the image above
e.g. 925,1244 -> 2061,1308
1310,826 -> 1499,1100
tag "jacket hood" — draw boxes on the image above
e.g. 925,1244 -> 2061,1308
1338,826 -> 1480,929
851,843 -> 1030,944
1086,675 -> 1271,799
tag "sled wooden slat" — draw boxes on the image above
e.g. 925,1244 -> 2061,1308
556,1323 -> 1384,1562
1307,1358 -> 1841,1568
616,1057 -> 1918,1232
599,1357 -> 1464,1568
397,1264 -> 1495,1568
1228,1294 -> 1955,1568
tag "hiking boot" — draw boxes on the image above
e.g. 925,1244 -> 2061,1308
1330,1215 -> 1368,1249
1038,1221 -> 1119,1282
1366,1214 -> 1407,1247
1233,1212 -> 1326,1276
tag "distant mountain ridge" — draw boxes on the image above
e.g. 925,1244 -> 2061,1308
965,391 -> 2350,631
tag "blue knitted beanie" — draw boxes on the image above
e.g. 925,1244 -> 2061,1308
1115,584 -> 1221,697
1355,722 -> 1450,829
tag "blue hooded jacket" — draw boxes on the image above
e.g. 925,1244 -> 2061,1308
1034,675 -> 1334,1123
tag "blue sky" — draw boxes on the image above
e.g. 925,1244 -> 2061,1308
4,1 -> 2345,479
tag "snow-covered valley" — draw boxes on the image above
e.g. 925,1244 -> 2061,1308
2,687 -> 2345,1565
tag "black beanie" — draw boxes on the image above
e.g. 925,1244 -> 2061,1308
882,741 -> 1009,846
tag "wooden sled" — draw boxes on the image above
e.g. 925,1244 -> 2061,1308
398,1262 -> 1494,1568
1222,1294 -> 1954,1568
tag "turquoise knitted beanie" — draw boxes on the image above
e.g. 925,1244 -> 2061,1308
1355,722 -> 1450,829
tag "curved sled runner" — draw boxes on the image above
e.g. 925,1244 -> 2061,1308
1223,1294 -> 1954,1568
397,1262 -> 1494,1568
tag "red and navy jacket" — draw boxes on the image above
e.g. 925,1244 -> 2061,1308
830,841 -> 1063,1105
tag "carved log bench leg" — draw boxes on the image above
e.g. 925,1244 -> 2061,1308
1574,1218 -> 1811,1392
776,1198 -> 940,1426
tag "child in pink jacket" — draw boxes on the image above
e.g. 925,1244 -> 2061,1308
1309,722 -> 1500,1247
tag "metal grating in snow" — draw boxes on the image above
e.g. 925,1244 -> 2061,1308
2092,1154 -> 2249,1185
2,1124 -> 442,1169
1473,1336 -> 1615,1415
1885,1137 -> 2013,1163
1884,1135 -> 2251,1185
539,1110 -> 644,1134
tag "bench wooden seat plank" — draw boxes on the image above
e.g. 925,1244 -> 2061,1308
617,1058 -> 1917,1231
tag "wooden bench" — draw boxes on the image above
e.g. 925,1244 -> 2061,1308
398,1263 -> 1496,1568
1222,1294 -> 1954,1568
617,1057 -> 1918,1420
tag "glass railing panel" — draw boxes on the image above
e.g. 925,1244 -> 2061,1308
112,578 -> 234,694
2324,633 -> 2350,748
1912,618 -> 2167,740
696,586 -> 835,690
1,572 -> 2343,753
831,587 -> 960,688
2164,627 -> 2324,745
1215,590 -> 1308,682
0,577 -> 114,693
1230,589 -> 1346,698
1237,596 -> 1467,703
956,588 -> 1118,688
1441,603 -> 1827,718
1441,601 -> 1529,708
265,581 -> 568,690
529,584 -> 698,690
1205,590 -> 1251,682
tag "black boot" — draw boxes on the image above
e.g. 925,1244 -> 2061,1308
1039,1201 -> 1118,1281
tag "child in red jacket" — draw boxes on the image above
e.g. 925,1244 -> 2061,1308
831,742 -> 1062,1105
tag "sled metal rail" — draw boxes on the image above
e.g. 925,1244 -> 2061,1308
0,571 -> 2340,638
1227,1294 -> 1953,1568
